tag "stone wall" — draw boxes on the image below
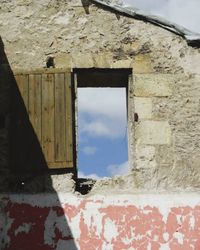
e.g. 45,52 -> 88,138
0,0 -> 200,192
1,1 -> 200,249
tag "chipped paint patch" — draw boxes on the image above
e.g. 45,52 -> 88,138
1,194 -> 200,249
14,223 -> 32,236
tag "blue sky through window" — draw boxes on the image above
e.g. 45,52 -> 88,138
77,88 -> 128,179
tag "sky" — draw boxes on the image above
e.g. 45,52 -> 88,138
124,0 -> 200,33
78,0 -> 199,179
78,88 -> 128,179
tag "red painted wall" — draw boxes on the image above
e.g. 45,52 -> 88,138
1,195 -> 200,249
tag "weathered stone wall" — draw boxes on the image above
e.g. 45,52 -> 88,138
0,0 -> 200,191
1,0 -> 198,73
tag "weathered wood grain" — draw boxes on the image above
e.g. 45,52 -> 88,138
11,70 -> 74,170
42,73 -> 55,164
55,73 -> 66,162
65,72 -> 73,167
29,74 -> 42,143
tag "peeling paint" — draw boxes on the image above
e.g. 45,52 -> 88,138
1,194 -> 200,249
14,223 -> 32,236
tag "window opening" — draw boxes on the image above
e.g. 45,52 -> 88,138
75,69 -> 131,180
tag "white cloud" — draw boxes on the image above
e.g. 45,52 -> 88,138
78,88 -> 126,120
107,161 -> 129,176
81,120 -> 111,137
81,146 -> 97,155
80,118 -> 127,139
78,161 -> 130,179
78,88 -> 127,139
78,171 -> 102,180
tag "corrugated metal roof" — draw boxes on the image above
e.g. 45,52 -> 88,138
92,0 -> 200,47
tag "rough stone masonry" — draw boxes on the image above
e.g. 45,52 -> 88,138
1,0 -> 200,249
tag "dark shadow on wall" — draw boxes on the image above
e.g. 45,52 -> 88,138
81,0 -> 91,14
0,37 -> 78,250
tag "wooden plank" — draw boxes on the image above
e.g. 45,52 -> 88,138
28,74 -> 42,143
55,73 -> 66,163
13,70 -> 74,170
47,161 -> 73,169
65,72 -> 74,166
41,73 -> 55,164
14,68 -> 71,76
15,74 -> 29,111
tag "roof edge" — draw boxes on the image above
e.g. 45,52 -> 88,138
92,0 -> 200,48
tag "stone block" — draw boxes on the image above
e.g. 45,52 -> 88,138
48,174 -> 75,192
54,53 -> 72,68
133,54 -> 153,73
134,74 -> 173,97
135,144 -> 156,169
93,53 -> 112,68
135,121 -> 171,145
112,59 -> 133,68
72,53 -> 94,68
156,145 -> 174,165
134,97 -> 152,119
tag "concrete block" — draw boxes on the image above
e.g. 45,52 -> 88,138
135,121 -> 171,145
134,74 -> 173,97
134,97 -> 152,119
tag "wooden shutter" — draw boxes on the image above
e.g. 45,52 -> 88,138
12,69 -> 74,171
